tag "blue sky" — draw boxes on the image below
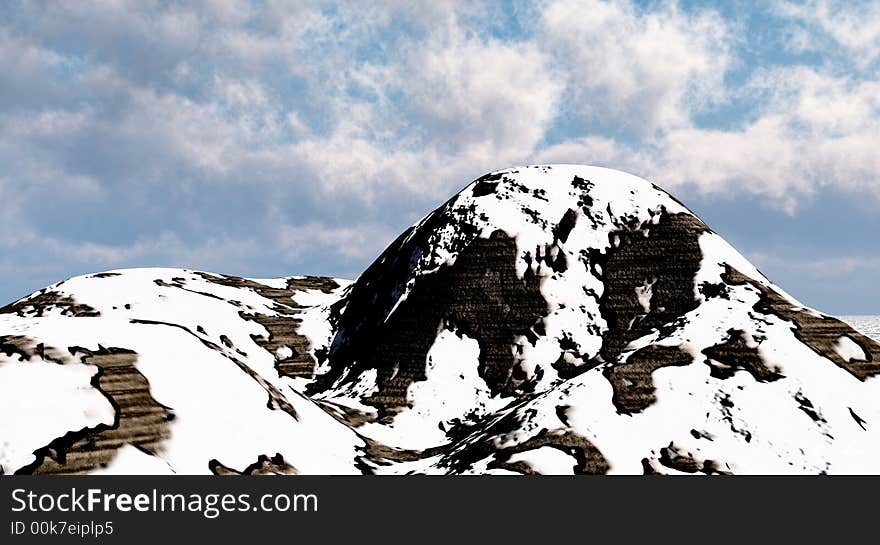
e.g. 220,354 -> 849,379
0,0 -> 878,314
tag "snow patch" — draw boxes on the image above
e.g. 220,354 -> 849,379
505,446 -> 577,475
0,356 -> 115,472
833,335 -> 867,362
275,346 -> 293,360
357,328 -> 510,450
635,278 -> 656,313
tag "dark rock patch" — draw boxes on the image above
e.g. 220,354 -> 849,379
431,393 -> 608,475
555,405 -> 572,427
520,205 -> 548,228
716,391 -> 752,443
355,440 -> 447,474
794,391 -> 825,424
571,176 -> 603,228
319,230 -> 548,416
722,266 -> 880,380
702,329 -> 783,382
658,444 -> 701,473
604,344 -> 693,414
315,195 -> 483,396
523,208 -> 579,276
0,335 -> 38,362
701,460 -> 731,475
0,336 -> 69,364
0,290 -> 100,318
209,453 -> 297,475
552,346 -> 599,380
641,457 -> 661,475
524,242 -> 567,275
643,443 -> 731,475
849,407 -> 867,431
690,429 -> 714,441
700,282 -> 729,300
316,399 -> 376,428
472,180 -> 499,197
553,208 -> 579,243
488,428 -> 609,475
17,346 -> 173,474
597,212 -> 708,361
193,273 -> 340,378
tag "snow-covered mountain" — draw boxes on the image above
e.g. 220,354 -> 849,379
2,165 -> 878,475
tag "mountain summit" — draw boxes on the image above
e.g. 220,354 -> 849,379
2,165 -> 878,474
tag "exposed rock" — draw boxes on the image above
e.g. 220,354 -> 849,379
1,165 -> 878,475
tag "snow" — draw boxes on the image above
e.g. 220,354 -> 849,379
505,446 -> 577,475
275,346 -> 294,359
833,335 -> 867,362
467,274 -> 880,475
91,444 -> 176,475
0,268 -> 365,475
2,165 -> 879,475
381,165 -> 695,385
244,277 -> 290,289
0,356 -> 115,472
635,278 -> 655,313
290,281 -> 351,307
355,328 -> 511,450
290,283 -> 349,381
694,232 -> 802,305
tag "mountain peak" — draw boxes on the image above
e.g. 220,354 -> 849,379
1,165 -> 878,474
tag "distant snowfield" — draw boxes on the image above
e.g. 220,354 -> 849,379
839,316 -> 880,343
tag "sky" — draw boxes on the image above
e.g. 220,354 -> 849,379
0,0 -> 878,314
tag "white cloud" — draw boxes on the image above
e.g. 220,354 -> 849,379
656,66 -> 880,210
657,117 -> 810,212
278,222 -> 396,261
1,0 -> 879,304
749,66 -> 880,136
750,252 -> 880,280
0,108 -> 91,138
777,0 -> 880,68
533,136 -> 654,178
539,0 -> 732,135
537,64 -> 880,213
1,229 -> 268,275
387,22 -> 563,155
0,1 -> 736,205
311,19 -> 565,197
0,28 -> 63,74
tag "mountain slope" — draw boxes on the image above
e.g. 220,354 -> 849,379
1,165 -> 878,475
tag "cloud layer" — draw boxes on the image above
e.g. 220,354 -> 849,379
0,0 -> 878,312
